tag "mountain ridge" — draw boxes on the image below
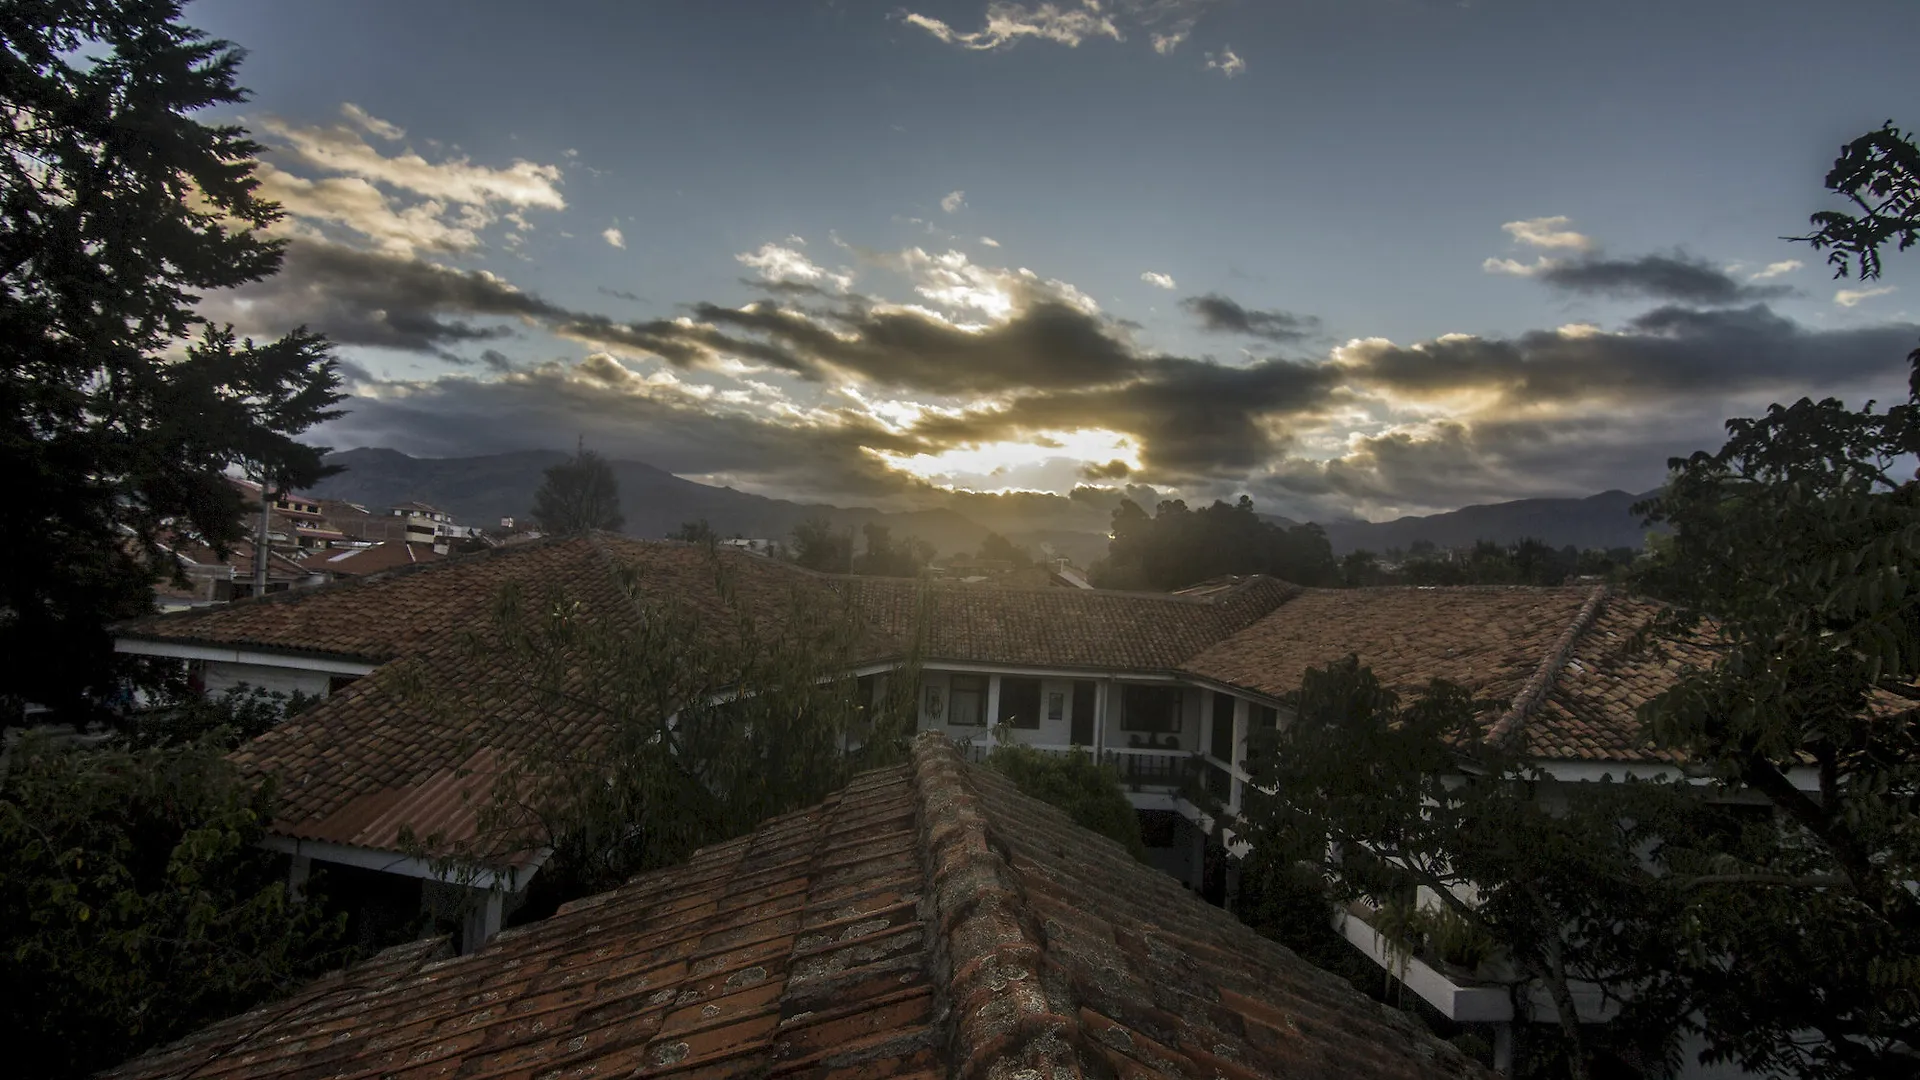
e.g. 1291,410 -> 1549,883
310,448 -> 1661,563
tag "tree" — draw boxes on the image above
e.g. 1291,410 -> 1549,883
1236,657 -> 1706,1079
976,531 -> 1033,569
403,551 -> 927,908
789,514 -> 851,572
530,448 -> 624,535
984,741 -> 1145,860
1089,494 -> 1338,590
669,518 -> 717,545
1,2 -> 345,724
1620,120 -> 1920,1078
855,522 -> 934,577
0,732 -> 345,1079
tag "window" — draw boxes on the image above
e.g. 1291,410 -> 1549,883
997,677 -> 1041,729
1121,685 -> 1182,733
1210,692 -> 1235,762
948,674 -> 986,726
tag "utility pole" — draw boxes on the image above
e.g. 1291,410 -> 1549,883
253,474 -> 272,595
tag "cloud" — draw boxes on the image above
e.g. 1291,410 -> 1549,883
1835,285 -> 1897,308
598,286 -> 644,302
254,164 -> 484,256
1508,252 -> 1795,305
339,103 -> 404,141
198,240 -> 568,357
980,236 -> 1001,247
251,112 -> 566,255
902,1 -> 1220,56
1749,259 -> 1801,280
1181,293 -> 1321,342
1500,215 -> 1594,251
602,226 -> 626,249
260,116 -> 565,211
1204,47 -> 1244,77
941,190 -> 967,214
1140,271 -> 1177,290
901,2 -> 1122,50
735,242 -> 855,292
1081,459 -> 1133,480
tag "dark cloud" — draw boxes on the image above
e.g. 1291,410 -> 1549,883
1533,253 -> 1793,305
1341,304 -> 1910,408
203,241 -> 568,355
563,296 -> 1147,394
597,286 -> 645,302
1181,293 -> 1320,341
247,239 -> 1917,518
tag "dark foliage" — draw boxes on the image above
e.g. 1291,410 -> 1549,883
984,741 -> 1146,859
1,1 -> 345,725
530,448 -> 624,535
1090,495 -> 1337,590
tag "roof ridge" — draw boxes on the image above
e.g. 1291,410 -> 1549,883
1484,584 -> 1610,749
910,733 -> 1087,1080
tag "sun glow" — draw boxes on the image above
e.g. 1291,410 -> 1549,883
870,428 -> 1141,491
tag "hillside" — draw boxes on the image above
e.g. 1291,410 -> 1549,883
1315,490 -> 1663,556
310,448 -> 1007,557
312,449 -> 1659,564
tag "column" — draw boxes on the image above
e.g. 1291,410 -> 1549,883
1229,698 -> 1250,814
287,854 -> 312,903
984,675 -> 1002,746
461,888 -> 505,954
1094,678 -> 1113,755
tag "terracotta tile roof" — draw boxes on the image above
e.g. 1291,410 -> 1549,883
210,546 -> 1298,860
108,735 -> 1487,1080
845,575 -> 1298,673
320,541 -> 449,577
1180,585 -> 1601,705
117,538 -> 1294,674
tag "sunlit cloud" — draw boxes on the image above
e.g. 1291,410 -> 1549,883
602,226 -> 625,249
736,241 -> 854,291
1835,284 -> 1896,307
339,103 -> 404,141
901,2 -> 1122,51
941,189 -> 967,213
1499,215 -> 1594,251
1141,271 -> 1177,290
1750,259 -> 1801,280
1204,47 -> 1244,78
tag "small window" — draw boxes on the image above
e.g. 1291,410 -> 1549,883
1253,704 -> 1279,730
949,674 -> 986,726
1121,685 -> 1182,734
997,677 -> 1042,729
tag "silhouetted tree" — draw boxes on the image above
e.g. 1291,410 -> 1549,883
1089,495 -> 1337,590
669,519 -> 717,545
1,2 -> 344,723
789,515 -> 851,572
530,449 -> 624,535
1607,120 -> 1920,1078
854,523 -> 934,577
976,531 -> 1033,569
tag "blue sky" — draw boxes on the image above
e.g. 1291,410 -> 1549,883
184,0 -> 1920,520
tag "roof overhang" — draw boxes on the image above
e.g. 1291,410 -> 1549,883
260,834 -> 550,892
114,637 -> 379,676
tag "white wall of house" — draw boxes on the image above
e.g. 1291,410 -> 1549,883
202,660 -> 335,700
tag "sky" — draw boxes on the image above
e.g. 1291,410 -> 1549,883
183,0 -> 1920,521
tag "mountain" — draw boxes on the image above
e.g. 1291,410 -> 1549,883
309,448 -> 1011,557
311,448 -> 1658,565
1314,490 -> 1663,556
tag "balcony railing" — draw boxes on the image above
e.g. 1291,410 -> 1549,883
1101,747 -> 1186,790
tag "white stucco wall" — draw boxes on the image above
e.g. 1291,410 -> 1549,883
202,661 -> 334,701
